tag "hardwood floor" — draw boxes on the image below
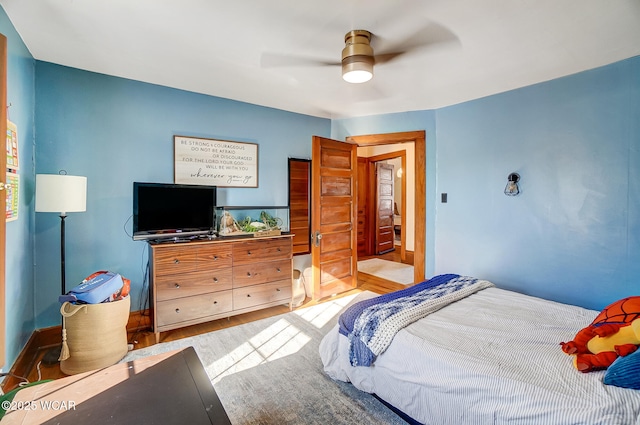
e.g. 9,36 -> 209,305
10,249 -> 412,389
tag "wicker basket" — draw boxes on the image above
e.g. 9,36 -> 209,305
291,269 -> 305,308
59,296 -> 130,375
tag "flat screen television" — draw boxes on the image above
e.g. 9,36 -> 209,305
133,182 -> 217,241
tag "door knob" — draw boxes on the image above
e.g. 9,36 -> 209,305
314,231 -> 323,247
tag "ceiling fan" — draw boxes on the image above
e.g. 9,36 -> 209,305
260,23 -> 459,84
341,30 -> 375,83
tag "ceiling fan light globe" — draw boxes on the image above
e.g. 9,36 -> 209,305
342,62 -> 373,83
343,69 -> 373,83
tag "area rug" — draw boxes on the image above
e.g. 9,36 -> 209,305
358,258 -> 414,285
122,294 -> 405,425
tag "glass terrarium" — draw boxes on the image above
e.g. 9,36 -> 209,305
216,206 -> 290,237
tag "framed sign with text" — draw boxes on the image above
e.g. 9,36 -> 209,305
174,136 -> 258,187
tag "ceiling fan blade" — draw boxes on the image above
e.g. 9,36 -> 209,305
373,21 -> 460,63
260,52 -> 340,69
374,52 -> 406,65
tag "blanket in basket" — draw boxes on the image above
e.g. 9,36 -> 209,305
339,274 -> 494,366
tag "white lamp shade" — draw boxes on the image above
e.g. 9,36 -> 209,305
35,174 -> 87,215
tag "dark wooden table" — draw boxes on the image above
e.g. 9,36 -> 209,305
1,346 -> 231,425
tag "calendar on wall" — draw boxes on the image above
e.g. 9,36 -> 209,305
6,171 -> 18,222
6,120 -> 19,222
6,120 -> 18,170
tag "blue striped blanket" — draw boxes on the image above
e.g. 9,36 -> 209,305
338,274 -> 494,366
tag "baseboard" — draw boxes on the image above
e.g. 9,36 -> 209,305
1,310 -> 150,393
126,309 -> 152,334
405,250 -> 414,264
1,329 -> 44,394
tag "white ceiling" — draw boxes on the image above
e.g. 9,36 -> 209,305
2,0 -> 639,119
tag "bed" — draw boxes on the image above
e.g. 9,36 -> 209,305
319,275 -> 640,425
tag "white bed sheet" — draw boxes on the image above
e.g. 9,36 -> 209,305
320,288 -> 640,425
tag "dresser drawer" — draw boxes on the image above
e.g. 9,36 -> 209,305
155,268 -> 233,301
232,238 -> 292,265
156,290 -> 233,327
233,280 -> 292,310
233,258 -> 291,288
197,245 -> 232,270
153,246 -> 198,276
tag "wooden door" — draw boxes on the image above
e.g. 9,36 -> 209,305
375,162 -> 395,254
356,157 -> 369,257
311,136 -> 357,300
0,33 -> 7,368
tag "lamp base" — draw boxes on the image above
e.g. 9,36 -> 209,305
42,345 -> 62,365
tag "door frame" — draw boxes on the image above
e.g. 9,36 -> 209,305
1,33 -> 7,368
346,131 -> 426,283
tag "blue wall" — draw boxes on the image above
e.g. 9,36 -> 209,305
34,62 -> 330,327
334,56 -> 640,312
434,56 -> 640,311
0,8 -> 36,370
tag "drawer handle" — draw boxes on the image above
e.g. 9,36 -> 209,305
175,308 -> 180,313
213,300 -> 218,305
247,294 -> 251,298
213,255 -> 218,260
174,283 -> 180,289
276,268 -> 281,272
247,272 -> 252,277
247,250 -> 252,255
174,259 -> 180,264
213,277 -> 219,283
276,288 -> 281,292
277,247 -> 281,252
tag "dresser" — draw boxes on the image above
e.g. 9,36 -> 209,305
149,235 -> 293,343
